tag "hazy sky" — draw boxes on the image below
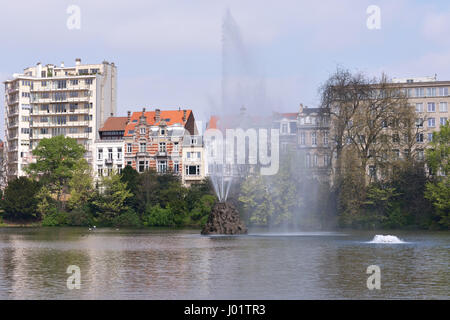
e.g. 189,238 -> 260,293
1,0 -> 450,129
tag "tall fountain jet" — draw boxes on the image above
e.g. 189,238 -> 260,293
201,9 -> 248,235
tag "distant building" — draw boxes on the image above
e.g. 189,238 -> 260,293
3,59 -> 117,180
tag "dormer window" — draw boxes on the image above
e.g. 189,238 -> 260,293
140,127 -> 146,134
281,123 -> 288,134
161,129 -> 166,135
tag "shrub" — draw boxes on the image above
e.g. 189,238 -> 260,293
113,209 -> 141,227
66,206 -> 94,226
144,204 -> 174,226
42,209 -> 68,226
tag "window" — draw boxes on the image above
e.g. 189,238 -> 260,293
392,134 -> 399,143
138,161 -> 145,173
323,132 -> 329,146
311,132 -> 317,146
439,87 -> 448,96
416,133 -> 424,143
173,161 -> 179,173
140,127 -> 146,135
40,128 -> 48,134
440,102 -> 448,112
69,115 -> 78,122
57,80 -> 67,89
127,143 -> 132,153
85,79 -> 93,85
185,165 -> 200,175
159,142 -> 166,153
84,127 -> 92,133
427,102 -> 436,112
415,88 -> 424,97
281,123 -> 288,134
71,79 -> 78,85
173,142 -> 179,152
69,91 -> 79,98
140,143 -> 146,153
313,154 -> 318,167
117,165 -> 122,174
98,148 -> 103,160
69,127 -> 78,134
98,167 -> 103,177
324,154 -> 331,167
161,129 -> 166,135
108,148 -> 113,160
428,118 -> 436,127
415,103 -> 423,112
298,132 -> 305,145
158,161 -> 167,173
191,137 -> 197,145
417,150 -> 424,161
428,133 -> 433,142
440,117 -> 448,126
117,148 -> 122,159
426,87 -> 437,97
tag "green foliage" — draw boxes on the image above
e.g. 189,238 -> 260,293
68,159 -> 94,210
66,206 -> 94,226
239,173 -> 274,225
113,209 -> 141,227
92,172 -> 133,226
143,204 -> 175,226
1,177 -> 41,221
42,209 -> 68,226
26,136 -> 85,205
425,122 -> 450,229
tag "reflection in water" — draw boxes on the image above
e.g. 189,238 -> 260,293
0,228 -> 448,299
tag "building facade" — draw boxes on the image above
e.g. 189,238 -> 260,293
3,59 -> 117,180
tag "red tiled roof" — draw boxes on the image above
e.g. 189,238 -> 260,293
99,117 -> 128,132
124,109 -> 192,136
274,112 -> 298,119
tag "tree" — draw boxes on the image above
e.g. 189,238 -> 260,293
67,159 -> 94,210
26,136 -> 85,207
1,177 -> 41,221
92,172 -> 133,225
120,165 -> 140,210
239,172 -> 273,225
425,122 -> 450,228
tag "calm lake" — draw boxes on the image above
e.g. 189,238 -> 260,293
0,227 -> 448,299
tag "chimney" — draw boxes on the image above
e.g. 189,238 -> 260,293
299,103 -> 304,114
61,62 -> 65,68
110,112 -> 113,117
75,58 -> 81,66
155,108 -> 161,122
127,111 -> 131,124
182,109 -> 187,122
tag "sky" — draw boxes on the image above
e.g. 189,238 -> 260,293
1,0 -> 450,132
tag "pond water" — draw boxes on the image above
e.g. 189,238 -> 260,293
0,227 -> 448,299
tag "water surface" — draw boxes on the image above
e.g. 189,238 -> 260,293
0,227 -> 448,299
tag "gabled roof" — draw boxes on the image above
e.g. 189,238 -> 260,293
124,109 -> 192,136
99,117 -> 128,132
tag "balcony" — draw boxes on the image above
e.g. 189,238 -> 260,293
105,158 -> 113,165
156,151 -> 167,157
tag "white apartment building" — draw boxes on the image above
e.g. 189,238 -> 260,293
3,59 -> 117,180
182,135 -> 205,186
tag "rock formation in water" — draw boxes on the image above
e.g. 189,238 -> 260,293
201,202 -> 248,235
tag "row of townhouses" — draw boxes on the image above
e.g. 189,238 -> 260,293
3,60 -> 450,187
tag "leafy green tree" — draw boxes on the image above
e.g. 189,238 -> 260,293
425,122 -> 450,228
120,165 -> 140,210
1,177 -> 41,221
239,173 -> 274,225
68,159 -> 94,210
26,136 -> 85,207
92,172 -> 133,225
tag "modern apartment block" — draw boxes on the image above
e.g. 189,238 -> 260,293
3,59 -> 117,180
392,77 -> 450,148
